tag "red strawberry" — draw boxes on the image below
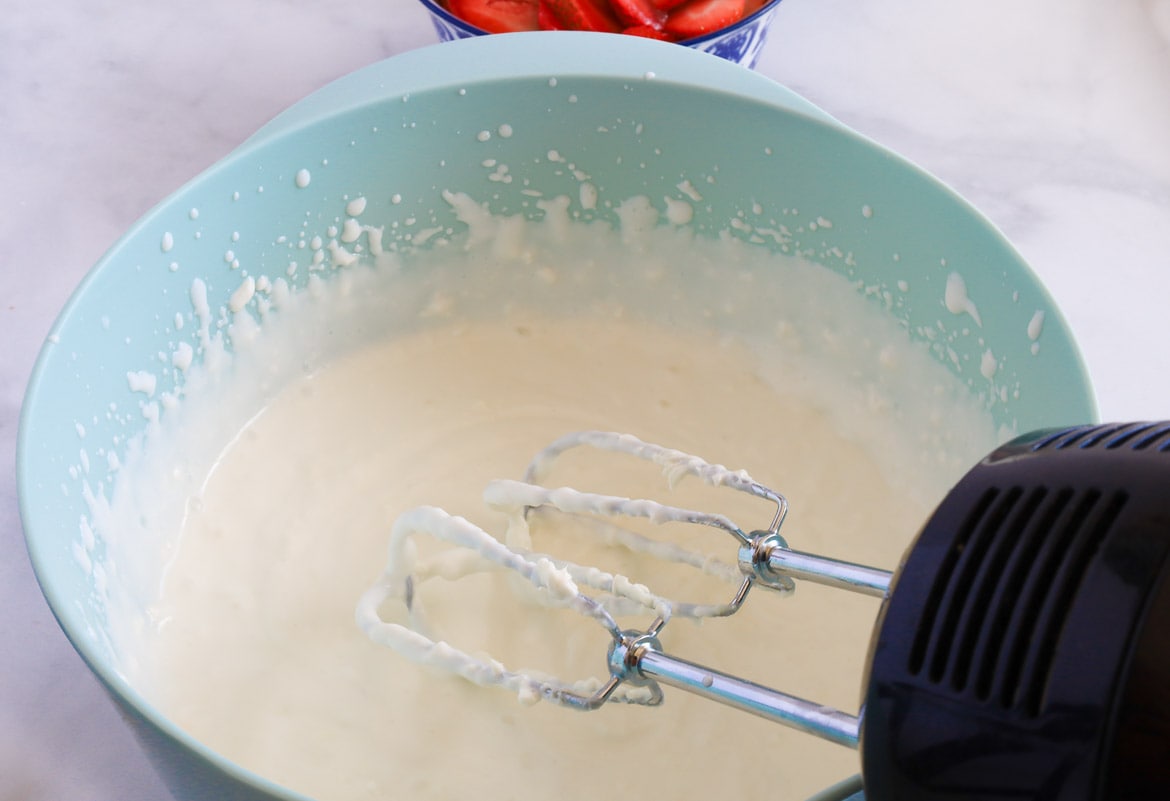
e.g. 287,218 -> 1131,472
543,0 -> 622,32
611,0 -> 667,28
447,0 -> 539,32
538,0 -> 567,28
663,0 -> 745,38
622,24 -> 674,40
648,0 -> 690,11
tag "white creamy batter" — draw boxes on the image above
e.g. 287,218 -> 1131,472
104,191 -> 1000,801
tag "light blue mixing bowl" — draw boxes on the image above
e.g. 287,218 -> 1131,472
18,33 -> 1094,801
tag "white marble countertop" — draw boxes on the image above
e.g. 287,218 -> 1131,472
3,0 -> 1169,797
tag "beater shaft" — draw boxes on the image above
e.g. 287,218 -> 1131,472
610,630 -> 862,748
745,534 -> 892,598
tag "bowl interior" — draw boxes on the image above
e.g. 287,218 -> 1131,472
18,33 -> 1094,801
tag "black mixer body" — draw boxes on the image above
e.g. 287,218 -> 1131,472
862,422 -> 1170,801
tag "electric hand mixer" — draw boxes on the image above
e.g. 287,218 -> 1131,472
357,423 -> 1170,800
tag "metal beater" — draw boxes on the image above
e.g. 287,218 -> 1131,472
359,423 -> 1170,800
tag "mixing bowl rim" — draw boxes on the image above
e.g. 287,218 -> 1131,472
241,32 -> 841,148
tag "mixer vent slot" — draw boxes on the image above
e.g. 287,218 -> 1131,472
1030,422 -> 1170,452
908,486 -> 1126,717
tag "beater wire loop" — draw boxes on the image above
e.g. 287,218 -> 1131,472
356,505 -> 665,708
523,430 -> 789,538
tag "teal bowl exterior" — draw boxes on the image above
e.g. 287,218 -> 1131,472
416,0 -> 784,69
18,33 -> 1095,801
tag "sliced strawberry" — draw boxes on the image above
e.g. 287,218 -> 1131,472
663,0 -> 745,38
447,0 -> 539,33
648,0 -> 690,11
622,24 -> 675,40
544,0 -> 622,32
611,0 -> 667,29
538,0 -> 567,28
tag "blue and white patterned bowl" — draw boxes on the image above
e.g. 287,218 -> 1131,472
417,0 -> 782,69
